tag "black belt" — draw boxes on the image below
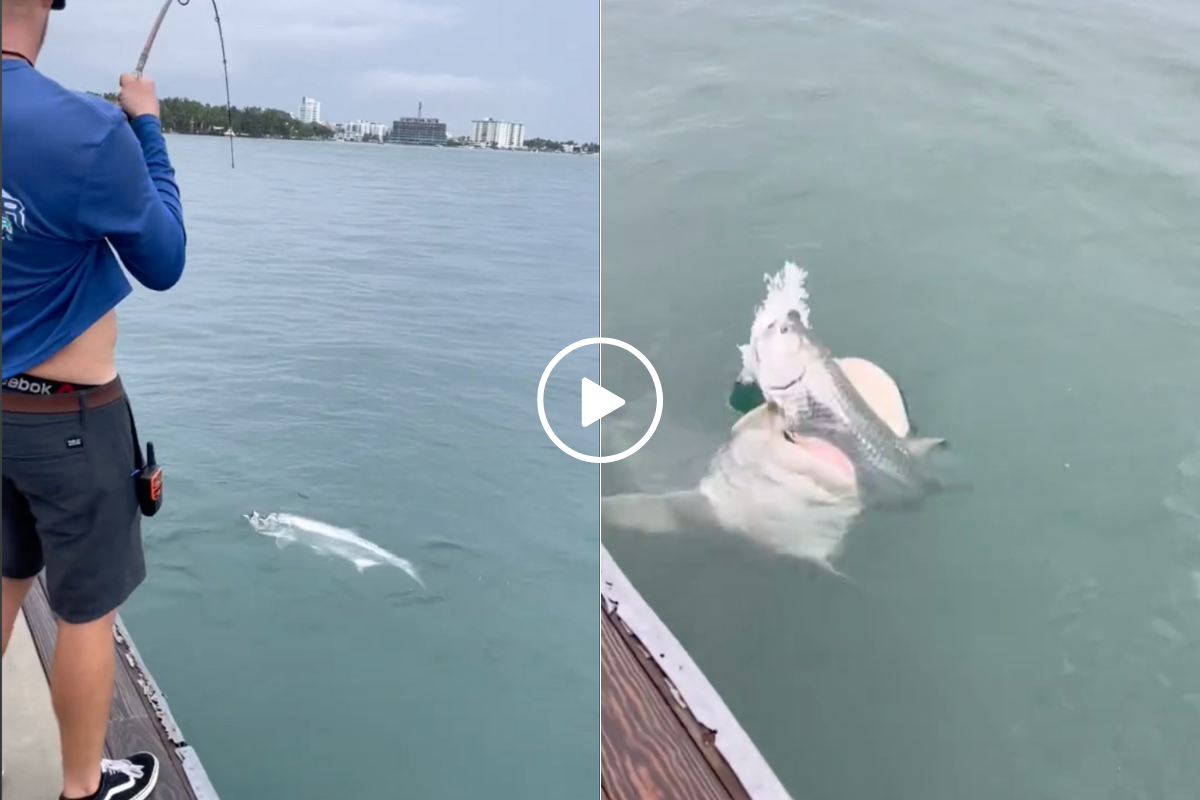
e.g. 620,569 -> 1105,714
1,376 -> 125,413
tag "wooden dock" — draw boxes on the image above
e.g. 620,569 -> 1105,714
601,545 -> 795,800
7,574 -> 218,800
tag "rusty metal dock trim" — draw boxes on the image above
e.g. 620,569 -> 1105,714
601,544 -> 794,800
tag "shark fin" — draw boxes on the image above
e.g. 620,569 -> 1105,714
601,490 -> 715,534
905,436 -> 948,457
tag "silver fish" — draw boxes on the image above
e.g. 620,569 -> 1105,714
244,511 -> 424,587
752,311 -> 948,503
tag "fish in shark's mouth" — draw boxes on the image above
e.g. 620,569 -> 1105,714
750,311 -> 948,505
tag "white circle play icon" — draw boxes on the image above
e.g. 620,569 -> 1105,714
537,337 -> 663,464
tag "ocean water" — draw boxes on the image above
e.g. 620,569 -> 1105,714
114,136 -> 599,799
601,1 -> 1200,798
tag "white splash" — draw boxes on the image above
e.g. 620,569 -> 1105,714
244,511 -> 424,587
738,260 -> 812,385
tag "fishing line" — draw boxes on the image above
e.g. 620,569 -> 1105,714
135,0 -> 235,168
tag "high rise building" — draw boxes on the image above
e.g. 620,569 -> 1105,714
389,116 -> 447,146
387,102 -> 446,146
470,118 -> 526,149
298,97 -> 321,124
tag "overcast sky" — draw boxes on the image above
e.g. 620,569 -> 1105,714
39,0 -> 599,141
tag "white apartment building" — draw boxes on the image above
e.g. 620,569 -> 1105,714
470,118 -> 526,149
344,120 -> 372,139
298,97 -> 321,124
331,120 -> 391,142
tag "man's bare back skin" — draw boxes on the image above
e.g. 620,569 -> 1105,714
26,310 -> 119,386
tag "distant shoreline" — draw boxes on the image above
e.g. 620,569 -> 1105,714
163,130 -> 599,155
88,92 -> 597,154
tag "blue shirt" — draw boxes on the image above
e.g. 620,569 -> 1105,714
1,60 -> 187,380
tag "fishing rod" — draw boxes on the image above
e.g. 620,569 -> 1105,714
135,0 -> 235,168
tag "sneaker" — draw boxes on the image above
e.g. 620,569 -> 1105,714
60,753 -> 159,800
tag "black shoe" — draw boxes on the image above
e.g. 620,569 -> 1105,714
60,753 -> 160,800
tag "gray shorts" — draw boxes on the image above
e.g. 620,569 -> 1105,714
2,376 -> 146,624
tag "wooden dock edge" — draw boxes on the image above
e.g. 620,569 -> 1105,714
601,545 -> 795,800
111,615 -> 221,800
23,574 -> 220,800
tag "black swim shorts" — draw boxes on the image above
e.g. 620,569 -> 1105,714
2,376 -> 146,624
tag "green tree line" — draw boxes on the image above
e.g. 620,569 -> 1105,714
524,137 -> 599,153
92,92 -> 334,140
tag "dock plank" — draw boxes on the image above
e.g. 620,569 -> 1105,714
606,602 -> 757,800
23,575 -> 204,800
601,545 -> 795,800
601,606 -> 734,800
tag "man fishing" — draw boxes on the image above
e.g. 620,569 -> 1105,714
2,1 -> 186,799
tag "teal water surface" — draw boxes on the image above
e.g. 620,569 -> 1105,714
602,1 -> 1200,798
115,137 -> 599,799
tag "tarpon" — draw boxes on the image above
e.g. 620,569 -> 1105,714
244,511 -> 424,587
750,310 -> 948,504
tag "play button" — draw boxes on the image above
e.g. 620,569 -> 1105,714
581,378 -> 625,427
537,337 -> 663,464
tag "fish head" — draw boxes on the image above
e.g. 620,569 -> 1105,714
751,310 -> 827,408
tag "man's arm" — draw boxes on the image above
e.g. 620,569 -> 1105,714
76,114 -> 187,291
